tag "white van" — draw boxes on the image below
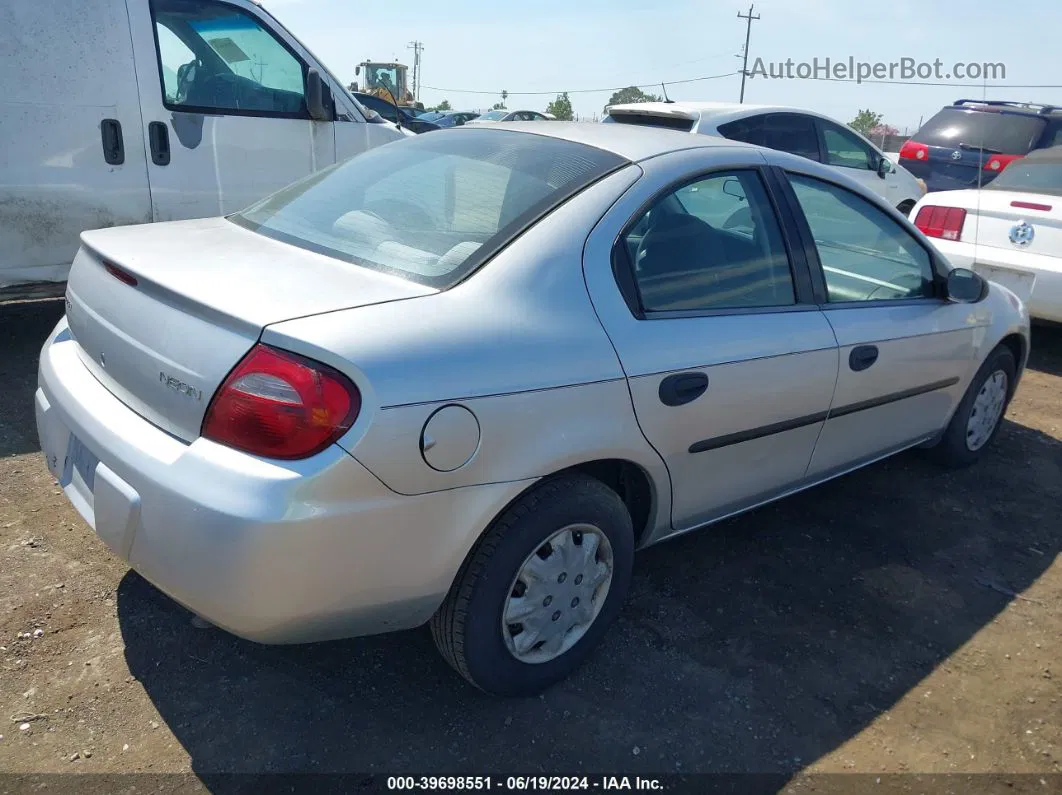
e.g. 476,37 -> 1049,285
0,0 -> 403,296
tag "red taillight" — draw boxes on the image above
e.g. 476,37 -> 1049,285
985,153 -> 1023,172
899,140 -> 929,161
1011,200 -> 1052,212
202,344 -> 360,460
914,205 -> 967,241
104,262 -> 138,287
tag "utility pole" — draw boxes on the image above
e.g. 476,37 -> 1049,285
407,41 -> 424,102
736,4 -> 760,104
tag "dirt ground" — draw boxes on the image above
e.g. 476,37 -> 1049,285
1,299 -> 1060,788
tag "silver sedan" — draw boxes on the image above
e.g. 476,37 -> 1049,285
36,123 -> 1030,696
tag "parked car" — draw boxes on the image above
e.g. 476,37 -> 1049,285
464,109 -> 552,125
911,145 -> 1062,322
0,0 -> 403,299
350,92 -> 440,134
37,123 -> 1029,696
603,102 -> 926,213
898,100 -> 1062,194
425,111 -> 481,128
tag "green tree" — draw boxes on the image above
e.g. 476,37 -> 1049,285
849,109 -> 884,137
491,102 -> 507,110
546,92 -> 574,120
435,99 -> 452,112
605,86 -> 661,110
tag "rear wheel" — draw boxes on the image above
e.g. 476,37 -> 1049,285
925,345 -> 1016,468
430,475 -> 634,696
897,199 -> 916,217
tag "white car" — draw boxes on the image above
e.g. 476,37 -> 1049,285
464,109 -> 551,125
910,146 -> 1062,323
603,102 -> 926,214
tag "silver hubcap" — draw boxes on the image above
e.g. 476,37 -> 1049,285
966,370 -> 1008,451
502,523 -> 614,665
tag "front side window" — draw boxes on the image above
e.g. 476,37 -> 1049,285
232,130 -> 625,287
621,170 -> 795,312
152,0 -> 307,116
788,174 -> 935,303
763,114 -> 820,161
821,121 -> 876,170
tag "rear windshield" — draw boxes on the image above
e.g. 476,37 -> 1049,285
603,113 -> 695,132
914,108 -> 1045,154
231,130 -> 626,287
986,159 -> 1062,196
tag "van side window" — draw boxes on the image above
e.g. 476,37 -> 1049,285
151,0 -> 309,117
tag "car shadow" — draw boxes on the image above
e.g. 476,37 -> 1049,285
1028,322 -> 1062,378
0,299 -> 64,458
118,413 -> 1062,779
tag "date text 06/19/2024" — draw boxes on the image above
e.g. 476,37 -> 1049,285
386,776 -> 665,791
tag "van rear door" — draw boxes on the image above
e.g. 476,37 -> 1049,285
0,0 -> 152,291
123,0 -> 338,222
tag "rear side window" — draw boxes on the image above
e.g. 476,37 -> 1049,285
718,116 -> 765,146
232,130 -> 626,287
621,170 -> 795,312
604,113 -> 695,132
914,108 -> 1046,154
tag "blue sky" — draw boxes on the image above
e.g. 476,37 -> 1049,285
268,0 -> 1062,130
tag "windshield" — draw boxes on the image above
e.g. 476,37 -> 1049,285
914,108 -> 1045,154
478,110 -> 508,121
231,130 -> 626,287
986,158 -> 1062,196
419,111 -> 444,121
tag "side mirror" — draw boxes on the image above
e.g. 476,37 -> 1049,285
946,267 -> 988,303
722,178 -> 747,201
877,156 -> 894,179
306,68 -> 334,122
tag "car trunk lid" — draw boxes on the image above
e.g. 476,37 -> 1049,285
65,217 -> 434,442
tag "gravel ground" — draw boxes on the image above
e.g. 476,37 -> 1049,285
1,299 -> 1060,789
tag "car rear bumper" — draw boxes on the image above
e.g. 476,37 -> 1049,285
36,317 -> 528,644
931,238 -> 1062,323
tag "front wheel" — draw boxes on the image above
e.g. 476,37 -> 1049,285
430,475 -> 634,696
925,345 -> 1016,468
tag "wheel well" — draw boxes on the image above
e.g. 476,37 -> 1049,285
999,333 -> 1026,388
897,199 -> 916,216
550,459 -> 654,546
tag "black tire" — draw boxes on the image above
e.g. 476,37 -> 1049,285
897,200 -> 916,217
925,345 -> 1016,468
430,475 -> 634,696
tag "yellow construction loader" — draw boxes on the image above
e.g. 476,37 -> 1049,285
351,61 -> 423,110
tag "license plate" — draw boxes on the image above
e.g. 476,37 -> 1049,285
974,264 -> 1036,303
67,435 -> 99,493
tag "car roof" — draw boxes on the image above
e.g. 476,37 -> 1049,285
604,100 -> 864,129
943,100 -> 1062,116
458,121 -> 760,161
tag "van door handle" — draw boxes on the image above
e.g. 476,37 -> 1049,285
849,345 -> 879,372
148,121 -> 170,166
100,119 -> 124,165
659,372 -> 709,406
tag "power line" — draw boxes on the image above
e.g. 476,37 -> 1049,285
792,75 -> 1062,89
420,70 -> 740,97
736,4 -> 760,103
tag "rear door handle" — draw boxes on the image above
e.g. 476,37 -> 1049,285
148,121 -> 170,166
100,119 -> 124,165
849,345 -> 879,372
659,371 -> 709,406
